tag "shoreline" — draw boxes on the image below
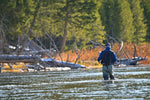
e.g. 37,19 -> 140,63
1,63 -> 150,73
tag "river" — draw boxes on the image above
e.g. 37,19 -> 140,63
0,65 -> 150,100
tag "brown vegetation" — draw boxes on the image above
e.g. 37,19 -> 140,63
1,63 -> 27,73
57,43 -> 150,67
1,43 -> 150,73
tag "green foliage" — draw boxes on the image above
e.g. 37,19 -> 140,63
45,0 -> 105,51
118,0 -> 135,42
100,0 -> 121,39
142,0 -> 150,41
0,0 -> 34,35
129,0 -> 147,43
0,0 -> 150,51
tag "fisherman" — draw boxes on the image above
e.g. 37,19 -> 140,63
98,43 -> 117,80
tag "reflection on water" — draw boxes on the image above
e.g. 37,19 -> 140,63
0,66 -> 150,99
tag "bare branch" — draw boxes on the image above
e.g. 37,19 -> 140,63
45,32 -> 63,63
85,37 -> 105,49
73,37 -> 81,64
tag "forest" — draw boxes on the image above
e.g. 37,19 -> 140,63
0,0 -> 150,54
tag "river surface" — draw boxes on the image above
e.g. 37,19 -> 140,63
0,65 -> 150,100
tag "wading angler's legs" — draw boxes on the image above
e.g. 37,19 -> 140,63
102,65 -> 109,80
108,65 -> 114,80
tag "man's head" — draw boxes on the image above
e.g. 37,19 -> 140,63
105,43 -> 111,50
106,43 -> 111,47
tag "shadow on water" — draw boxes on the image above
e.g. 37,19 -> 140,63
0,65 -> 150,99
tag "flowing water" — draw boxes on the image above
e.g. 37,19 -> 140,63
0,65 -> 150,100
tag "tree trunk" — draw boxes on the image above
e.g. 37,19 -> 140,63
0,34 -> 3,53
0,33 -> 6,53
60,0 -> 69,53
60,23 -> 68,53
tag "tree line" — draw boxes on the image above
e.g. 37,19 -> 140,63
0,0 -> 150,53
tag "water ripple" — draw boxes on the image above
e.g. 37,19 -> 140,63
0,66 -> 150,99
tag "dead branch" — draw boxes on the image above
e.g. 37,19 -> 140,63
86,37 -> 105,49
45,32 -> 63,63
74,38 -> 81,64
19,0 -> 41,54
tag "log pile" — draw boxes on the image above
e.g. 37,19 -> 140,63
0,54 -> 86,73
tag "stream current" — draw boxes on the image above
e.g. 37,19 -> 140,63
0,65 -> 150,99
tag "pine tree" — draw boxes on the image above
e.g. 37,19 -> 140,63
141,0 -> 150,42
84,0 -> 105,48
100,0 -> 121,40
0,0 -> 35,42
48,0 -> 104,52
129,0 -> 147,43
118,0 -> 135,42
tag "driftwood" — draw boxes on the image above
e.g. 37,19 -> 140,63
0,55 -> 40,63
116,57 -> 146,66
0,54 -> 85,73
41,58 -> 85,69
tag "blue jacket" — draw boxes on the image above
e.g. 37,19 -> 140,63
98,47 -> 117,64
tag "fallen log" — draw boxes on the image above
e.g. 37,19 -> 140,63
0,55 -> 40,63
41,58 -> 86,69
0,55 -> 85,72
116,56 -> 146,66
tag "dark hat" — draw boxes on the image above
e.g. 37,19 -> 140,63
106,43 -> 111,47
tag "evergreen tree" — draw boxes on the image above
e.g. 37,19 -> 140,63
0,0 -> 35,44
88,0 -> 105,47
141,0 -> 150,42
0,0 -> 35,36
129,0 -> 147,43
48,0 -> 104,52
118,0 -> 135,42
100,0 -> 121,40
1,0 -> 150,53
100,0 -> 135,42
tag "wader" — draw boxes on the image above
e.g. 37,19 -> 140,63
102,65 -> 114,80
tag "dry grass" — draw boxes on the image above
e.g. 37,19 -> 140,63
1,63 -> 27,73
57,48 -> 103,68
57,43 -> 150,66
